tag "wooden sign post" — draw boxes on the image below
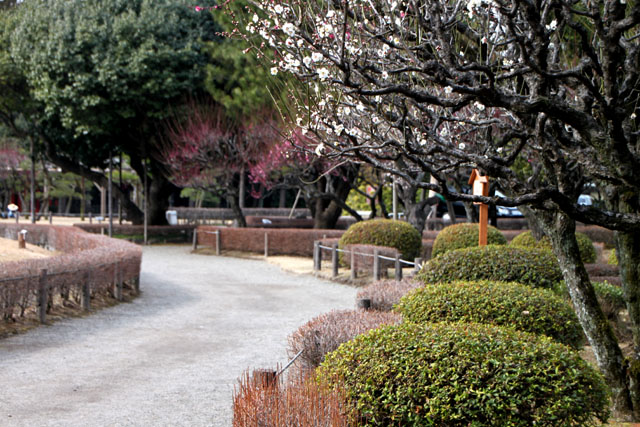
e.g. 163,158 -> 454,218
468,169 -> 489,246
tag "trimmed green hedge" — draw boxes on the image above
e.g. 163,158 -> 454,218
510,230 -> 597,264
432,223 -> 507,257
417,245 -> 563,289
318,322 -> 609,426
395,281 -> 583,348
338,219 -> 422,261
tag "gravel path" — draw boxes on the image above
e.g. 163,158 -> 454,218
0,246 -> 357,426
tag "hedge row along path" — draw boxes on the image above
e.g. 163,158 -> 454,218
0,245 -> 356,426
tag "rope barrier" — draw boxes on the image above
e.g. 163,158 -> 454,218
316,243 -> 418,268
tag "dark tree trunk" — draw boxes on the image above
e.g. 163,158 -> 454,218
520,205 -> 546,239
146,173 -> 176,225
445,200 -> 457,224
45,143 -> 146,224
539,209 -> 634,418
228,192 -> 246,227
308,166 -> 358,229
610,188 -> 640,416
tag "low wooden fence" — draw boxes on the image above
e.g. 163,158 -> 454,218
312,241 -> 423,282
0,224 -> 142,324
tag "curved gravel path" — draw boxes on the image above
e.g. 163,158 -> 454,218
0,246 -> 357,426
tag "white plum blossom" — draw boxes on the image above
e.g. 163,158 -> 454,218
317,68 -> 330,80
282,23 -> 296,37
274,4 -> 284,14
270,67 -> 278,75
381,71 -> 389,80
315,143 -> 325,156
303,56 -> 312,67
459,142 -> 466,149
311,52 -> 323,62
474,101 -> 486,111
444,86 -> 453,94
546,19 -> 557,31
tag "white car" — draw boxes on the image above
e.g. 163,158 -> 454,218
495,190 -> 523,217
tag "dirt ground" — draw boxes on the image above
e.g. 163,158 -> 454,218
0,215 -> 131,227
0,236 -> 58,262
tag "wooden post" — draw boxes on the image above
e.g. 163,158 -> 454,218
313,241 -> 319,271
350,250 -> 356,280
116,266 -> 123,301
264,233 -> 269,258
82,271 -> 91,310
357,298 -> 371,310
395,253 -> 402,281
479,204 -> 489,246
49,212 -> 53,224
373,248 -> 381,281
252,369 -> 277,388
112,262 -> 119,299
215,231 -> 221,255
18,232 -> 26,249
15,212 -> 19,224
192,228 -> 198,251
469,169 -> 490,246
331,243 -> 339,278
89,211 -> 92,224
38,269 -> 48,324
414,257 -> 423,274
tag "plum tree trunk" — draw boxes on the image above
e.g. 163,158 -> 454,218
539,210 -> 635,418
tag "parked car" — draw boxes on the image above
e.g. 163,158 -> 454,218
495,190 -> 523,217
578,194 -> 593,206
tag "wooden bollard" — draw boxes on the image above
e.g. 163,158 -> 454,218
264,233 -> 269,258
38,269 -> 48,324
89,211 -> 93,224
116,267 -> 123,301
112,262 -> 119,299
373,249 -> 381,281
215,231 -> 221,255
18,231 -> 26,249
395,254 -> 402,281
357,298 -> 371,310
331,243 -> 339,278
15,212 -> 19,224
313,241 -> 321,271
350,250 -> 356,280
49,212 -> 53,224
252,369 -> 277,388
133,276 -> 140,294
192,229 -> 198,251
82,271 -> 91,310
414,257 -> 423,274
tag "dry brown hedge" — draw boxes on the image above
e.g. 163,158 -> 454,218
233,370 -> 349,426
287,309 -> 402,372
356,279 -> 422,312
0,224 -> 142,322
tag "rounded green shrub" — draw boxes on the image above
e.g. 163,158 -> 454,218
432,223 -> 507,257
417,245 -> 563,289
593,281 -> 625,319
608,248 -> 618,265
510,230 -> 597,264
338,219 -> 422,261
318,322 -> 609,426
395,280 -> 583,348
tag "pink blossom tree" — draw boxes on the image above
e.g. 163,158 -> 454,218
163,100 -> 279,227
249,130 -> 362,228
